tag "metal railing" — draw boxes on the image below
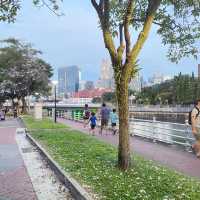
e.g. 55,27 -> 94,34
129,118 -> 194,149
129,106 -> 192,113
48,110 -> 195,150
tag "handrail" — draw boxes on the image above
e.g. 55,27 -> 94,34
129,118 -> 195,148
51,110 -> 195,150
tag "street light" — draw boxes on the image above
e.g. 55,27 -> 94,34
52,81 -> 58,123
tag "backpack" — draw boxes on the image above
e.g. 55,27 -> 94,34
84,110 -> 90,118
188,107 -> 200,125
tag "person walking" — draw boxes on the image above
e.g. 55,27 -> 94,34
89,112 -> 97,136
83,104 -> 90,128
191,99 -> 200,157
13,108 -> 17,118
110,108 -> 118,135
99,103 -> 110,135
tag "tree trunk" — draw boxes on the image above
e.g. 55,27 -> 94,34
117,79 -> 131,170
21,97 -> 28,114
11,98 -> 15,109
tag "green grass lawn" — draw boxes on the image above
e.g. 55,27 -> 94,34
23,115 -> 67,130
23,116 -> 200,200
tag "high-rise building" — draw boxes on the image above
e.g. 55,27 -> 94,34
100,59 -> 113,80
198,64 -> 200,78
79,80 -> 86,91
58,66 -> 80,96
96,59 -> 115,90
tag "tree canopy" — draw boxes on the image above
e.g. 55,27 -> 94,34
137,73 -> 200,105
0,38 -> 53,111
104,0 -> 200,63
0,0 -> 62,22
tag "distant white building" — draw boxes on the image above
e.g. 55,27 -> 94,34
147,73 -> 172,86
129,73 -> 142,92
96,59 -> 115,90
62,97 -> 92,105
79,80 -> 86,91
163,75 -> 172,82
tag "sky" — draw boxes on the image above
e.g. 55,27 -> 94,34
0,0 -> 199,82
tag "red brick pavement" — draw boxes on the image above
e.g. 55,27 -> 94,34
0,127 -> 16,145
0,120 -> 37,200
58,118 -> 200,179
0,167 -> 36,200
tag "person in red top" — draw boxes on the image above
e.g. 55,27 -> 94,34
83,104 -> 90,128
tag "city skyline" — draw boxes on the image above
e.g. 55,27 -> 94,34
64,60 -> 199,84
58,65 -> 80,96
0,1 -> 199,81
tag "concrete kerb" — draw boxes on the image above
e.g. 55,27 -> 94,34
18,117 -> 93,200
26,133 -> 93,200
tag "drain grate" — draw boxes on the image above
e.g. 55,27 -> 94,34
21,147 -> 33,153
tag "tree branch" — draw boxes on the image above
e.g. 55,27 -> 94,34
119,0 -> 123,46
91,0 -> 103,18
124,0 -> 134,56
129,0 -> 161,63
40,0 -> 63,17
91,0 -> 117,60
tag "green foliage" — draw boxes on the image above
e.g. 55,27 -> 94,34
92,97 -> 102,104
23,115 -> 66,130
109,0 -> 200,63
0,0 -> 62,23
0,38 -> 53,102
24,116 -> 200,200
92,92 -> 117,104
0,0 -> 20,22
137,73 -> 200,105
102,92 -> 117,104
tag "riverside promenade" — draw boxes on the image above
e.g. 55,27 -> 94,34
58,118 -> 200,179
0,119 -> 37,200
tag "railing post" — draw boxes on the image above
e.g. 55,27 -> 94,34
129,115 -> 134,137
185,119 -> 192,152
152,116 -> 157,143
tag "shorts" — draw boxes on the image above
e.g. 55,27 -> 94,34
194,128 -> 200,141
101,119 -> 108,127
90,124 -> 96,129
83,116 -> 89,120
111,123 -> 116,127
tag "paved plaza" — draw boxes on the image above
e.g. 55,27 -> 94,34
0,119 -> 73,200
0,119 -> 37,200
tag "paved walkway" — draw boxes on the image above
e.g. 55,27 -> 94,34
58,118 -> 200,179
0,119 -> 37,200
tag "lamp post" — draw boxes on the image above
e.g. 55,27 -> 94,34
52,81 -> 58,123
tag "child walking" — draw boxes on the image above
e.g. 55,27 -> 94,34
89,112 -> 97,136
110,109 -> 118,135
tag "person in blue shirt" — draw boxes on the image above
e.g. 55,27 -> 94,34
89,112 -> 97,136
110,109 -> 118,135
